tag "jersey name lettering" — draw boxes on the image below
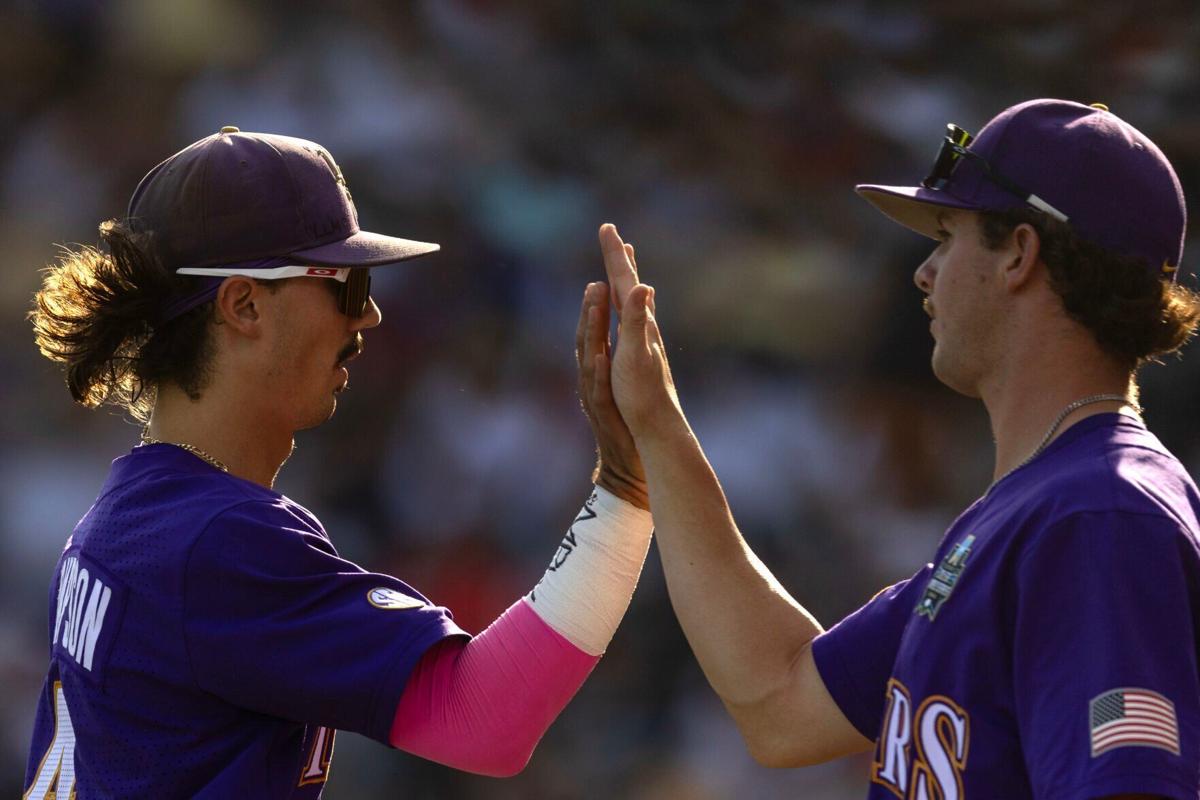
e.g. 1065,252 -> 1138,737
871,678 -> 971,799
52,555 -> 113,672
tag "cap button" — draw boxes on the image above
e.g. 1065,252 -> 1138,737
219,125 -> 240,133
1089,103 -> 1109,112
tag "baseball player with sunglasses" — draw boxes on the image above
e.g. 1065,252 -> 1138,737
584,99 -> 1200,798
25,128 -> 653,798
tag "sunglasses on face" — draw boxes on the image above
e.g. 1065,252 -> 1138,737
174,265 -> 373,317
923,124 -> 1068,223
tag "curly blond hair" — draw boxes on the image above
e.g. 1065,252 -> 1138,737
30,219 -> 216,422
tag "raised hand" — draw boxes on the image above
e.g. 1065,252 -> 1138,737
576,279 -> 649,510
595,224 -> 683,442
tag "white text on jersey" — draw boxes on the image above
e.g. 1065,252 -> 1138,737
871,678 -> 971,799
52,555 -> 113,672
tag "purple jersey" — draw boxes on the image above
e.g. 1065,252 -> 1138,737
24,444 -> 465,799
814,414 -> 1200,799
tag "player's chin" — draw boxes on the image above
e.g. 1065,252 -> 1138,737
297,396 -> 339,431
931,350 -> 983,399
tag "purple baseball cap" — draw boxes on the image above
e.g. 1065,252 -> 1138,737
127,126 -> 440,272
857,99 -> 1185,273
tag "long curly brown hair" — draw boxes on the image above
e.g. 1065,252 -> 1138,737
979,208 -> 1200,370
30,219 -> 217,422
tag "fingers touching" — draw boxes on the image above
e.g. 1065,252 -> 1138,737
623,284 -> 652,352
576,269 -> 649,508
577,282 -> 611,419
599,224 -> 639,313
620,283 -> 667,356
575,284 -> 591,372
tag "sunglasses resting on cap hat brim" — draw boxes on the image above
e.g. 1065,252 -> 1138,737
851,100 -> 1186,272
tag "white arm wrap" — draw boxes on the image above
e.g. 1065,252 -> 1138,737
523,486 -> 654,656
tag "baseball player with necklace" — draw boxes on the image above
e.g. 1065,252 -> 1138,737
25,128 -> 653,798
583,99 -> 1200,798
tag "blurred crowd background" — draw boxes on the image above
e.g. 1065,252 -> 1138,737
7,1 -> 1200,797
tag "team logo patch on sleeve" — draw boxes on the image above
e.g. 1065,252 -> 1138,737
367,587 -> 424,610
1090,687 -> 1180,757
914,535 -> 975,621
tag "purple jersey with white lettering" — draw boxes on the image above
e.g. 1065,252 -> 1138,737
24,444 -> 466,799
814,414 -> 1200,799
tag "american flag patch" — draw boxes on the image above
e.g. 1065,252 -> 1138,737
1089,688 -> 1180,757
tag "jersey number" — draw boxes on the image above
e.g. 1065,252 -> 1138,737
24,682 -> 76,800
298,726 -> 336,786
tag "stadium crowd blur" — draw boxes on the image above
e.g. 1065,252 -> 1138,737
6,1 -> 1200,797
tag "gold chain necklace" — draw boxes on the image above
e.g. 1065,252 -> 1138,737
139,429 -> 230,473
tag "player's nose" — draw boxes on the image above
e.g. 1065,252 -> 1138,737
913,252 -> 936,295
350,296 -> 382,331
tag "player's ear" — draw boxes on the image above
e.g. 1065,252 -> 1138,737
213,277 -> 264,337
1002,222 -> 1042,292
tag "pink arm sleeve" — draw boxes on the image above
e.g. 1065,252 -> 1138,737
389,598 -> 600,777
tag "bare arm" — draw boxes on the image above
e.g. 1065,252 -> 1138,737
584,224 -> 873,766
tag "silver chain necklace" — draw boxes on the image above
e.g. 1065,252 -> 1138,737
992,393 -> 1140,487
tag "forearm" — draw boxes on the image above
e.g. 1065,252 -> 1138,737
592,229 -> 866,764
525,487 -> 654,655
389,600 -> 597,777
389,487 -> 653,775
636,410 -> 824,709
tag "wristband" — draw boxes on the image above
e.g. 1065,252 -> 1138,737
524,486 -> 654,656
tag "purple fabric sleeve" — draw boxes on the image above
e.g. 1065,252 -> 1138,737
182,501 -> 466,743
1012,511 -> 1200,800
811,564 -> 933,740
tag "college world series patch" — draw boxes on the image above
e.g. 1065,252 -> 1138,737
915,535 -> 975,620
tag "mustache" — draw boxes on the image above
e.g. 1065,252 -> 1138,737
337,334 -> 363,365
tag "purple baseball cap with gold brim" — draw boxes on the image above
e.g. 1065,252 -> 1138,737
128,126 -> 440,272
856,99 -> 1186,276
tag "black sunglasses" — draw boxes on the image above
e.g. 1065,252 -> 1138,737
338,268 -> 372,318
923,124 -> 1067,222
173,264 -> 375,318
